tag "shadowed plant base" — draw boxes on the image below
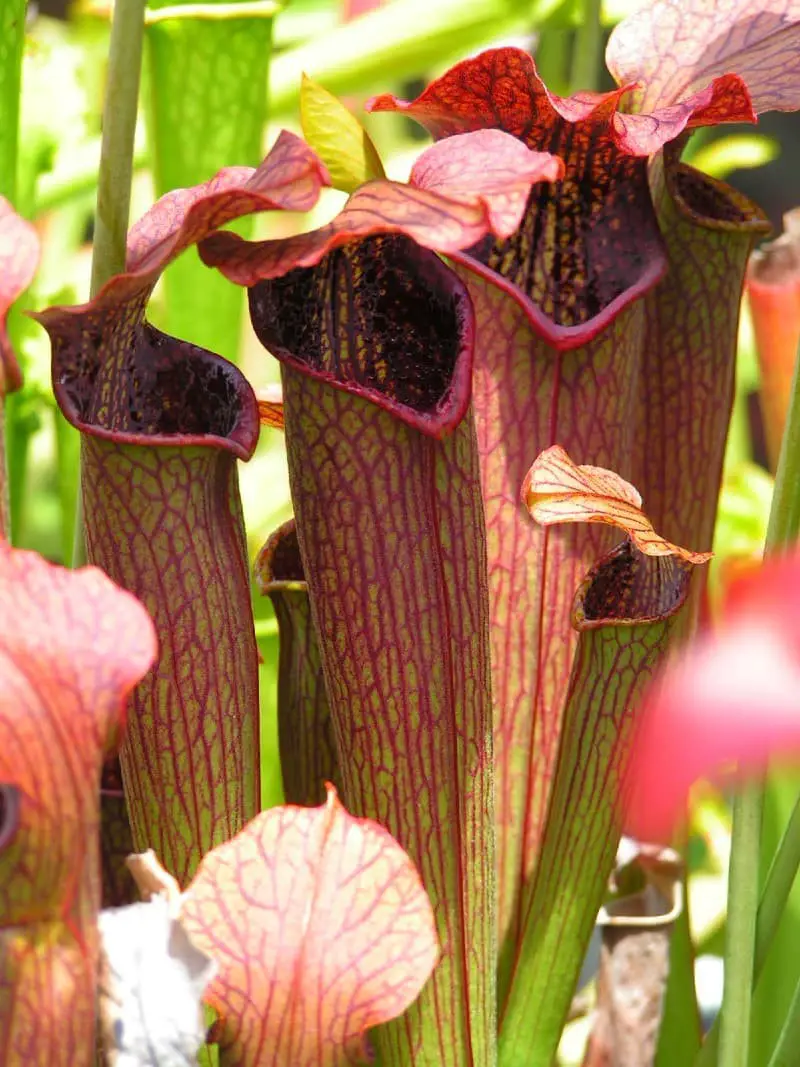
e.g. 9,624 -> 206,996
256,519 -> 341,806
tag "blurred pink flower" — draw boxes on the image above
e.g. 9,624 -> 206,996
626,551 -> 800,840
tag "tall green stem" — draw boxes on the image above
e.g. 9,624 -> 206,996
90,0 -> 146,297
719,785 -> 762,1067
764,346 -> 800,550
697,768 -> 800,1065
716,339 -> 800,1067
73,0 -> 145,567
0,0 -> 26,539
568,0 -> 602,95
0,0 -> 24,203
766,975 -> 800,1067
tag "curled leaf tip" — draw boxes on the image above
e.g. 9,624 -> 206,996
256,383 -> 284,430
523,445 -> 712,564
35,131 -> 327,447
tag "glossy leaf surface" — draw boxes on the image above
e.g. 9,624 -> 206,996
182,786 -> 439,1067
300,73 -> 386,193
37,132 -> 327,885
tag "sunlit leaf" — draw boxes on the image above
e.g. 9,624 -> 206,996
607,0 -> 800,114
257,383 -> 284,430
300,73 -> 385,194
523,445 -> 712,563
369,47 -> 754,160
181,785 -> 439,1067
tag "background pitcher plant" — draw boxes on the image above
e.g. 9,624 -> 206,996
4,1 -> 800,1066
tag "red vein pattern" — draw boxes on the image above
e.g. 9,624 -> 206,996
181,786 -> 439,1067
204,172 -> 519,1058
0,198 -> 39,536
459,273 -> 647,993
34,133 -> 326,887
281,371 -> 494,1067
746,209 -> 800,470
607,0 -> 800,115
632,153 -> 770,617
0,544 -> 155,1065
255,521 -> 342,806
498,543 -> 695,1063
364,47 -> 771,993
79,420 -> 259,886
368,48 -> 754,170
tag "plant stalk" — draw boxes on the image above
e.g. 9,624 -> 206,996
766,974 -> 800,1067
715,338 -> 800,1067
568,0 -> 603,95
73,0 -> 145,567
697,776 -> 800,1065
0,0 -> 24,203
718,784 -> 762,1067
0,0 -> 26,540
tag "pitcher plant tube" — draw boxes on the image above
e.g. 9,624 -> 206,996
200,126 -> 563,1067
34,131 -> 329,886
363,0 -> 800,1031
200,93 -> 714,1066
10,0 -> 800,1063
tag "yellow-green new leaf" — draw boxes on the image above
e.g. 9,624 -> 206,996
300,73 -> 385,194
